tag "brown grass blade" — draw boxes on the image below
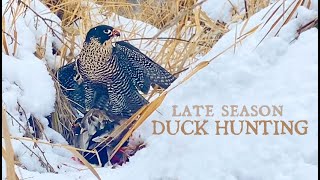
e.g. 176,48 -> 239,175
68,148 -> 101,180
199,11 -> 217,29
305,0 -> 311,8
110,92 -> 167,159
2,147 -> 19,180
238,23 -> 262,39
107,106 -> 147,157
194,7 -> 202,34
2,17 -> 9,55
180,61 -> 209,83
239,17 -> 250,44
261,0 -> 281,20
8,136 -> 101,179
133,92 -> 167,129
13,28 -> 18,56
256,0 -> 297,48
261,2 -> 283,29
2,107 -> 18,180
275,0 -> 303,36
2,146 -> 8,160
9,136 -> 95,153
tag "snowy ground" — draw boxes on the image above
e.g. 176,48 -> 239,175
2,0 -> 318,179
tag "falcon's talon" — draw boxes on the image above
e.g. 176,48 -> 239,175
73,60 -> 84,85
74,73 -> 83,84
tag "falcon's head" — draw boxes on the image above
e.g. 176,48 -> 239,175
85,25 -> 120,44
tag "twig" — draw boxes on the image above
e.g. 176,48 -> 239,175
17,103 -> 33,137
2,30 -> 21,45
244,0 -> 249,18
297,18 -> 318,34
33,142 -> 56,173
17,139 -> 56,173
289,18 -> 318,43
17,0 -> 75,50
5,110 -> 32,137
172,67 -> 189,76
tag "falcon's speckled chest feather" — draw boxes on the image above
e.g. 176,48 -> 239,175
77,39 -> 117,83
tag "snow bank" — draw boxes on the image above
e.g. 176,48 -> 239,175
2,0 -> 59,136
135,28 -> 318,180
202,0 -> 318,23
2,0 -> 64,69
2,54 -> 55,118
131,1 -> 318,180
2,0 -> 76,176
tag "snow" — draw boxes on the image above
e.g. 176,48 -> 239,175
2,0 -> 77,176
2,0 -> 64,69
138,28 -> 318,180
2,0 -> 318,179
201,0 -> 245,23
2,158 -> 6,179
2,54 -> 56,117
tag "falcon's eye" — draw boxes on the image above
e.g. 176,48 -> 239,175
103,29 -> 112,35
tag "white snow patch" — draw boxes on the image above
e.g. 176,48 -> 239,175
2,53 -> 56,117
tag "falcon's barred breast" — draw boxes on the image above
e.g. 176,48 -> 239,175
57,25 -> 176,120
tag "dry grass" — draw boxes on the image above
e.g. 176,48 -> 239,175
41,0 -> 228,68
2,0 -> 318,178
51,73 -> 79,144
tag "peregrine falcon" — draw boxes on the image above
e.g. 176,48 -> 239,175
57,25 -> 176,166
57,25 -> 176,120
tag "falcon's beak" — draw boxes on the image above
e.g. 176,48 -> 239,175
112,29 -> 120,37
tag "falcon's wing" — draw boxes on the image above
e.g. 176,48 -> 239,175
114,41 -> 176,93
57,62 -> 86,113
56,59 -> 145,119
56,62 -> 110,114
106,52 -> 148,119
